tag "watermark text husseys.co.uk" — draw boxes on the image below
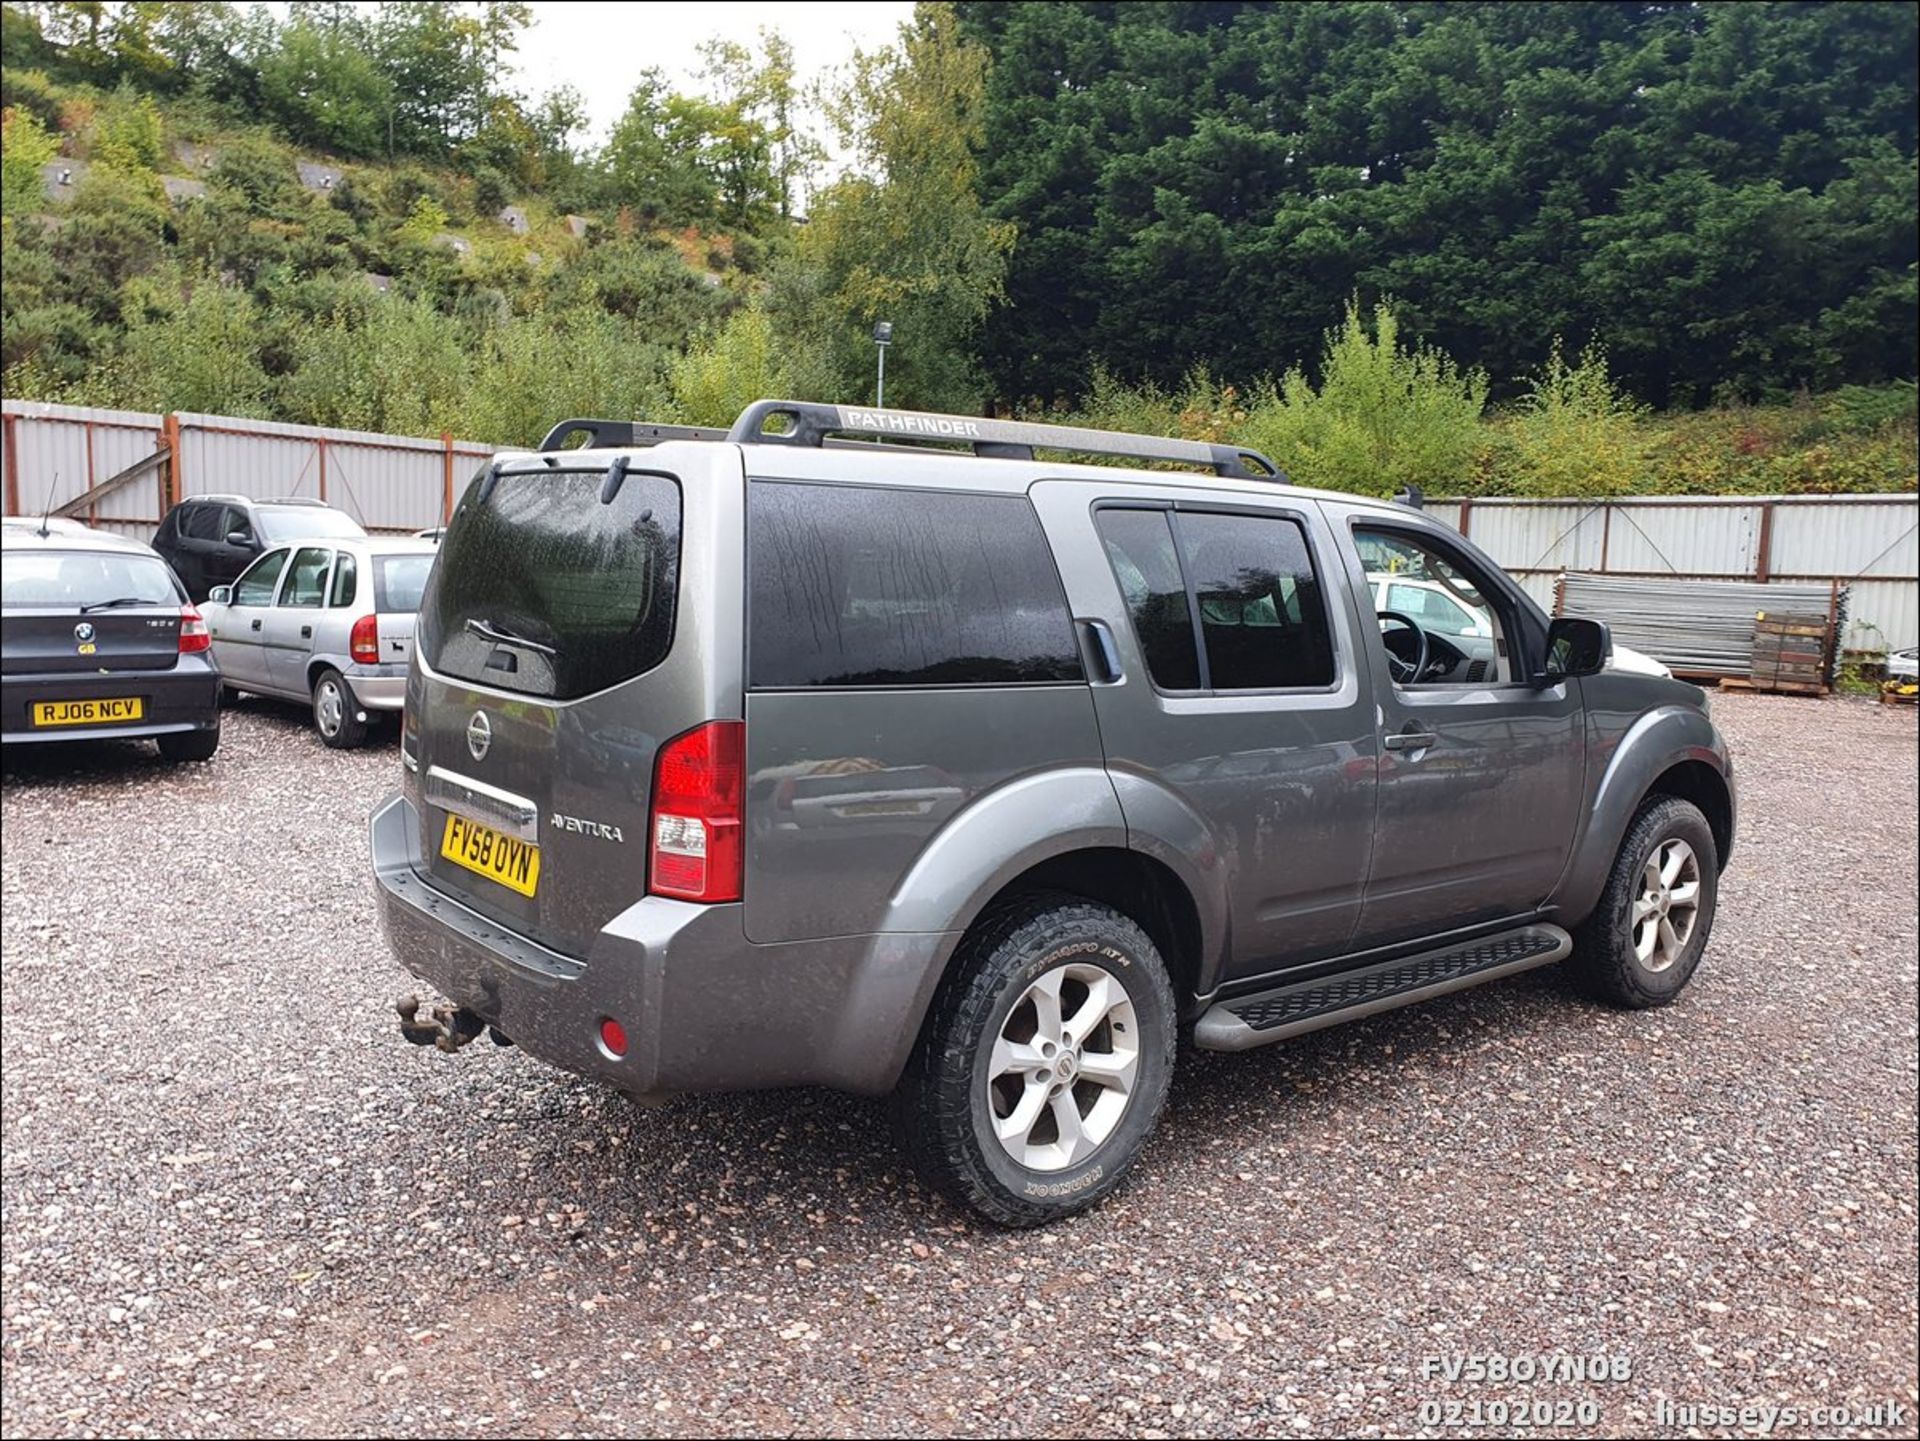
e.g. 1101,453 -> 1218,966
1656,1399 -> 1909,1434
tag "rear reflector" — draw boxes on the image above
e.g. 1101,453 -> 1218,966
178,606 -> 211,654
648,720 -> 744,903
599,1017 -> 628,1058
350,613 -> 379,664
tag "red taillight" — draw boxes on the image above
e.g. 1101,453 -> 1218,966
178,605 -> 211,654
648,720 -> 744,903
350,613 -> 379,664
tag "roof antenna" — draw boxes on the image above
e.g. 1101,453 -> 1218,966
38,472 -> 60,537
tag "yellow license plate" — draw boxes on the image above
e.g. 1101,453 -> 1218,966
440,813 -> 541,898
32,697 -> 144,727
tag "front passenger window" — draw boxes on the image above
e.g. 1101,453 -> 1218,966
234,549 -> 288,606
1356,527 -> 1510,686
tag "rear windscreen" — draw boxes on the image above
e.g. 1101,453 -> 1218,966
256,506 -> 366,543
419,466 -> 681,699
375,554 -> 435,613
1,550 -> 181,608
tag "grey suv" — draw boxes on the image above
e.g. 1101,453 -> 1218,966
371,401 -> 1736,1226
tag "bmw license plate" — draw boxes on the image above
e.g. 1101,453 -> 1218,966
440,813 -> 541,898
32,697 -> 144,727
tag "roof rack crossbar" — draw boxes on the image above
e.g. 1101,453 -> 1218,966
537,418 -> 729,452
726,400 -> 1283,481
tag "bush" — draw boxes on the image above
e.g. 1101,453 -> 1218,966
465,308 -> 671,446
74,272 -> 270,415
1,68 -> 66,130
668,305 -> 786,426
93,86 -> 165,174
276,294 -> 469,436
1490,340 -> 1649,497
1239,299 -> 1488,495
2,105 -> 60,217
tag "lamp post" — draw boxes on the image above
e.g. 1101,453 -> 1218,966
872,320 -> 893,407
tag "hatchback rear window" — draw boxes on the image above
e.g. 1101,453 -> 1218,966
419,466 -> 681,699
1,550 -> 181,608
375,554 -> 434,613
749,481 -> 1082,688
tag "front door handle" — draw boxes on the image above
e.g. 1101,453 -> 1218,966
1382,729 -> 1438,751
250,618 -> 262,631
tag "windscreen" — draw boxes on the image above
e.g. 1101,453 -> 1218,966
255,506 -> 366,542
375,554 -> 435,613
1,550 -> 181,608
418,465 -> 681,699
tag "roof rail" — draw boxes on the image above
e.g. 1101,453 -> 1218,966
538,418 -> 729,452
727,400 -> 1283,481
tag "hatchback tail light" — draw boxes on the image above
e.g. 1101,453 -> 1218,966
648,720 -> 744,903
178,605 -> 211,654
350,613 -> 379,664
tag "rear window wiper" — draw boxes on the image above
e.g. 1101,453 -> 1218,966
465,617 -> 559,657
78,596 -> 161,612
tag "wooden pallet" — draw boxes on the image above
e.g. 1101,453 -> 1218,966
1748,611 -> 1832,694
1719,675 -> 1829,697
1882,684 -> 1919,707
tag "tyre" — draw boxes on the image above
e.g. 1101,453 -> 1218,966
894,893 -> 1177,1227
312,668 -> 368,749
156,727 -> 219,764
1566,796 -> 1718,1008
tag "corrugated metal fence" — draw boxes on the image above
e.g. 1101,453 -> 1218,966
5,399 -> 1915,649
1,400 -> 495,539
1429,494 -> 1917,652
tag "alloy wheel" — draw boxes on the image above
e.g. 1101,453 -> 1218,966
985,963 -> 1139,1172
1632,837 -> 1701,973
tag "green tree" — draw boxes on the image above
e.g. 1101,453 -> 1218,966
80,271 -> 270,413
668,304 -> 785,426
258,13 -> 392,157
603,71 -> 719,225
773,2 -> 1013,410
1494,339 -> 1648,496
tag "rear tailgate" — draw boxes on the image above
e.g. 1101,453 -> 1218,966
407,441 -> 743,958
1,607 -> 182,674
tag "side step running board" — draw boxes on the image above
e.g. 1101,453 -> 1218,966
1193,924 -> 1572,1052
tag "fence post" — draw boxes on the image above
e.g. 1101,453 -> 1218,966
441,432 -> 455,522
1755,501 -> 1775,583
317,438 -> 328,503
163,413 -> 183,507
3,411 -> 19,515
1457,497 -> 1472,537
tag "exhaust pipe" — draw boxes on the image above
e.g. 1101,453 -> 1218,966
396,994 -> 491,1053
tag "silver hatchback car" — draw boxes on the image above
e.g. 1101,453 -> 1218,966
204,536 -> 436,747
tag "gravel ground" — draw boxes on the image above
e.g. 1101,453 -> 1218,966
2,690 -> 1915,1440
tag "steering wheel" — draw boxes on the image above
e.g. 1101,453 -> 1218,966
1376,610 -> 1430,685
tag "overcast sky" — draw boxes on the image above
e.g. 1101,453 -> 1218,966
507,1 -> 917,148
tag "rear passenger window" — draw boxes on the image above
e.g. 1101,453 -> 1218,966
329,552 -> 357,607
1095,507 -> 1335,692
183,505 -> 222,541
1094,508 -> 1201,690
749,482 -> 1082,688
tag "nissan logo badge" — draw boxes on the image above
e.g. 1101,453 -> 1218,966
466,710 -> 492,762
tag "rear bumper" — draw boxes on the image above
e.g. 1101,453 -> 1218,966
1,662 -> 221,744
370,793 -> 949,1099
344,667 -> 407,711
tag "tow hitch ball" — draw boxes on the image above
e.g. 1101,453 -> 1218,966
397,994 -> 507,1053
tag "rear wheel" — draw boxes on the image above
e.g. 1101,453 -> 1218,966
895,894 -> 1176,1227
312,668 -> 368,749
157,727 -> 219,764
1566,796 -> 1718,1008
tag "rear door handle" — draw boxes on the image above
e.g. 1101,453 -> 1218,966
1382,729 -> 1438,751
1078,618 -> 1124,684
250,618 -> 262,631
300,625 -> 312,639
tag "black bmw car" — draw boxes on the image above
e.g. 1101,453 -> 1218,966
1,520 -> 222,762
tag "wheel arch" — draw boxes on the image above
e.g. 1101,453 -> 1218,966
1554,703 -> 1736,926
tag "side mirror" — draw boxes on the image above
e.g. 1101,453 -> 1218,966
1538,617 -> 1610,683
208,585 -> 232,605
226,530 -> 251,547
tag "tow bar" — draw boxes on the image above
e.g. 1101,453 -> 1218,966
396,994 -> 497,1053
